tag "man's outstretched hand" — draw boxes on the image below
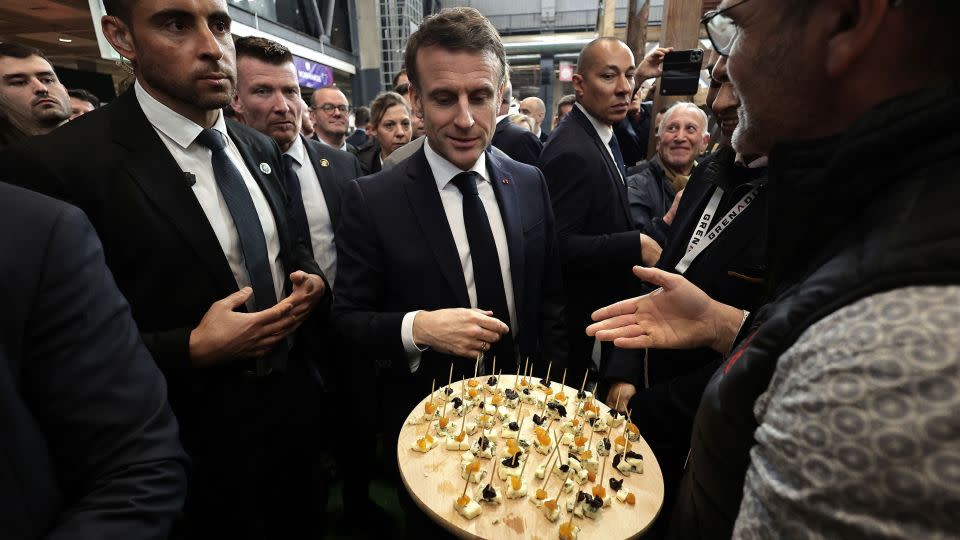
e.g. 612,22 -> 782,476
586,266 -> 744,353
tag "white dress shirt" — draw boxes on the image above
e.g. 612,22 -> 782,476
284,136 -> 338,286
401,139 -> 518,372
575,102 -> 623,182
135,81 -> 284,308
317,135 -> 349,152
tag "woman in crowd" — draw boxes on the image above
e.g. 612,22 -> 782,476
355,91 -> 412,175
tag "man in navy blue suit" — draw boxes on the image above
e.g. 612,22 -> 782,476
538,37 -> 666,393
333,6 -> 566,457
0,182 -> 188,539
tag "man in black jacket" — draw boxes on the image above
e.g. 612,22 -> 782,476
537,37 -> 663,389
491,80 -> 542,165
0,182 -> 188,539
0,0 -> 329,537
589,0 -> 960,537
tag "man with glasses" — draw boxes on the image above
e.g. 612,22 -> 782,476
590,0 -> 960,537
310,85 -> 354,152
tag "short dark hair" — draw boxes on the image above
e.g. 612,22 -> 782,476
0,42 -> 50,63
353,106 -> 370,126
67,88 -> 100,109
403,7 -> 505,92
368,92 -> 410,128
234,36 -> 293,65
102,0 -> 133,24
556,94 -> 576,115
392,68 -> 407,88
393,82 -> 410,97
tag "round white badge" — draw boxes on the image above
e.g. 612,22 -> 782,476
259,163 -> 272,174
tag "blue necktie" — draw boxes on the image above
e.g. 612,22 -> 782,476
281,154 -> 314,257
194,128 -> 284,373
451,172 -> 515,370
608,134 -> 627,180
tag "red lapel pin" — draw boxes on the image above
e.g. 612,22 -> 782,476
502,178 -> 510,184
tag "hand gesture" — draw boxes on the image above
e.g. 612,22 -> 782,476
282,270 -> 326,332
586,266 -> 742,353
189,287 -> 295,366
637,47 -> 673,81
412,308 -> 510,359
663,189 -> 684,226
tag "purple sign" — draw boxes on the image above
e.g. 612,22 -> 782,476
293,56 -> 334,89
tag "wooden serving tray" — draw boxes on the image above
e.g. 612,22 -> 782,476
397,375 -> 664,539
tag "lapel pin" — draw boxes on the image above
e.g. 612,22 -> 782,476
502,178 -> 510,185
259,163 -> 272,174
320,158 -> 330,167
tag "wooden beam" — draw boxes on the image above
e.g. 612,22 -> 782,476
599,0 -> 617,37
626,0 -> 650,62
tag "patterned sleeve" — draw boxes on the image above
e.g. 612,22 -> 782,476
734,286 -> 960,539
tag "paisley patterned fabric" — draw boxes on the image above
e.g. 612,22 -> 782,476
735,286 -> 960,539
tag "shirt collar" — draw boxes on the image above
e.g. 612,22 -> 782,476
423,137 -> 489,191
135,80 -> 227,149
317,135 -> 347,152
285,135 -> 306,166
574,102 -> 613,144
495,114 -> 510,125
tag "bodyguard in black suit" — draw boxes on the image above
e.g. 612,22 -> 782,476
0,2 -> 328,537
0,182 -> 188,540
332,7 -> 567,474
537,37 -> 664,387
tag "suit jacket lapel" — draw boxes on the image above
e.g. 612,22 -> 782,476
301,136 -> 343,227
110,90 -> 238,295
403,148 -> 471,307
486,150 -> 525,322
572,107 -> 634,227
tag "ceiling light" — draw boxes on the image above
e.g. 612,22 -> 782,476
58,37 -> 73,43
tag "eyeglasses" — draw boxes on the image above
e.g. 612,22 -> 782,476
701,0 -> 753,56
313,103 -> 349,114
704,0 -> 904,56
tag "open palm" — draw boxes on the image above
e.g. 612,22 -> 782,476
587,266 -> 718,350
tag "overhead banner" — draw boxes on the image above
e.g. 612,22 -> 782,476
293,56 -> 334,89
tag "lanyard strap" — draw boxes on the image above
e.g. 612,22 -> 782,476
675,186 -> 759,274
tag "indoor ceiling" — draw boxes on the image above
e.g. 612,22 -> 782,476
0,0 -> 119,74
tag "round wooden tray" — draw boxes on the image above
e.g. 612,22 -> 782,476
398,375 -> 664,539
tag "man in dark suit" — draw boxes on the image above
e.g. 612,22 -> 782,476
519,96 -> 549,142
491,80 -> 542,166
333,5 -> 567,481
0,0 -> 328,537
537,37 -> 663,391
0,181 -> 188,539
231,35 -> 379,526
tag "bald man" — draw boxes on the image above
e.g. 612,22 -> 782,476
536,37 -> 665,392
519,96 -> 547,142
491,80 -> 542,166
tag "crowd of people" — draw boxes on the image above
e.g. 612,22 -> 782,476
0,0 -> 957,539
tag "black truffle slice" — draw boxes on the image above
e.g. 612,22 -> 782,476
482,484 -> 497,501
452,397 -> 464,409
504,388 -> 519,400
532,414 -> 546,426
443,386 -> 454,395
476,436 -> 490,451
609,477 -> 623,491
487,376 -> 498,386
577,390 -> 588,399
507,421 -> 520,431
501,452 -> 522,468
